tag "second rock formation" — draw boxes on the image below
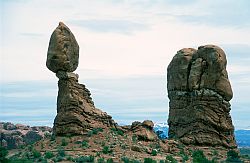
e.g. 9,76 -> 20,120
167,45 -> 237,148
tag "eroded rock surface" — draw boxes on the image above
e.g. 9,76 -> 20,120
167,45 -> 237,148
128,120 -> 158,141
54,71 -> 116,136
46,22 -> 79,73
0,122 -> 52,149
47,22 -> 116,136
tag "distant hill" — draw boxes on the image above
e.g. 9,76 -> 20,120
154,123 -> 250,147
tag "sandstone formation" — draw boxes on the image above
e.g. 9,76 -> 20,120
46,22 -> 79,73
128,120 -> 158,141
0,122 -> 52,149
167,45 -> 237,148
47,22 -> 116,136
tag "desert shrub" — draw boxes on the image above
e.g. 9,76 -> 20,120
88,128 -> 103,137
107,158 -> 114,163
81,140 -> 89,149
66,156 -> 73,161
75,155 -> 95,163
132,135 -> 137,143
122,157 -> 130,163
53,156 -> 64,162
44,132 -> 52,139
151,149 -> 157,156
0,147 -> 8,163
97,157 -> 105,163
32,149 -> 41,158
226,150 -> 242,162
57,147 -> 65,157
27,144 -> 33,151
192,150 -> 212,163
37,156 -> 47,162
122,157 -> 141,163
44,151 -> 54,159
111,128 -> 124,136
178,149 -> 188,162
102,146 -> 113,154
132,160 -> 141,163
9,157 -> 33,163
212,150 -> 218,156
181,154 -> 189,162
144,157 -> 157,163
165,155 -> 177,163
61,138 -> 68,146
50,134 -> 56,141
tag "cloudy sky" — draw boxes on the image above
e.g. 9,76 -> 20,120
1,0 -> 250,129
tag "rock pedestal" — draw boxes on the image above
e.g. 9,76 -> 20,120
167,45 -> 237,148
54,71 -> 116,136
47,22 -> 116,136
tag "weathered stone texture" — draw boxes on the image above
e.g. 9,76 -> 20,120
46,22 -> 116,136
53,71 -> 116,136
46,22 -> 79,73
167,45 -> 236,148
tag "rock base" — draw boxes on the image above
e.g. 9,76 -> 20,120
53,71 -> 116,136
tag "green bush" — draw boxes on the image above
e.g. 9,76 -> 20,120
102,146 -> 113,154
181,154 -> 189,162
50,134 -> 56,141
151,149 -> 157,156
97,157 -> 105,163
144,158 -> 157,163
88,128 -> 103,137
9,157 -> 33,163
122,157 -> 130,163
132,135 -> 137,143
32,149 -> 41,158
75,155 -> 95,163
192,150 -> 212,163
107,158 -> 114,163
53,156 -> 64,162
111,128 -> 124,136
66,156 -> 73,161
57,147 -> 65,157
226,150 -> 242,162
165,155 -> 177,163
61,138 -> 68,146
0,147 -> 8,163
81,140 -> 89,149
121,157 -> 140,163
44,151 -> 54,159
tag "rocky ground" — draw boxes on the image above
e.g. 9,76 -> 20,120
2,121 -> 250,163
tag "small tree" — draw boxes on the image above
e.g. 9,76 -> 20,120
226,150 -> 242,162
0,147 -> 8,163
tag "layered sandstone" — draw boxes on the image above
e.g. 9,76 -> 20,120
167,45 -> 237,148
47,22 -> 116,136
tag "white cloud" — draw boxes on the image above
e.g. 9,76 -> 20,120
1,0 -> 250,128
1,0 -> 250,83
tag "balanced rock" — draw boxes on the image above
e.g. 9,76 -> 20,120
129,120 -> 158,141
47,22 -> 116,136
167,45 -> 237,148
46,22 -> 79,73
